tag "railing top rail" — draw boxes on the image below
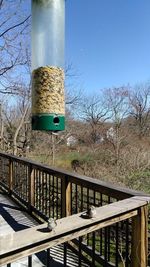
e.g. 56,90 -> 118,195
0,152 -> 149,199
1,196 -> 150,266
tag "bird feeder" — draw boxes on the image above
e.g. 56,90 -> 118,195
32,0 -> 65,131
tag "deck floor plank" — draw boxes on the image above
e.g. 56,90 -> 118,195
0,191 -> 88,267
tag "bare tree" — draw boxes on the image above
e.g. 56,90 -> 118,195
80,94 -> 109,144
2,83 -> 30,155
0,1 -> 31,154
65,63 -> 83,116
129,85 -> 150,139
104,87 -> 129,169
0,0 -> 30,94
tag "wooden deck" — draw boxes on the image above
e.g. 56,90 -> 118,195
0,191 -> 88,267
0,152 -> 149,267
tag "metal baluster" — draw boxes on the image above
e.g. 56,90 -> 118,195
92,190 -> 96,265
28,255 -> 32,267
38,169 -> 40,210
26,165 -> 28,201
92,231 -> 96,266
104,227 -> 108,266
44,172 -> 47,215
115,223 -> 119,267
56,177 -> 59,218
70,183 -> 73,215
125,220 -> 129,267
79,186 -> 83,265
100,193 -> 103,255
87,188 -> 90,246
75,184 -> 78,213
81,186 -> 83,212
42,171 -> 44,214
107,196 -> 111,262
79,236 -> 82,267
37,169 -> 40,210
53,177 -> 56,217
38,170 -> 41,211
64,242 -> 67,266
49,174 -> 51,217
47,248 -> 51,267
59,178 -> 62,218
20,163 -> 22,199
52,175 -> 55,217
34,168 -> 37,208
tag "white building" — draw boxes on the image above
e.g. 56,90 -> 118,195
67,136 -> 78,147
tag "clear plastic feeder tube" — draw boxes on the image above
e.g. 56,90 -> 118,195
32,0 -> 64,70
32,0 -> 65,131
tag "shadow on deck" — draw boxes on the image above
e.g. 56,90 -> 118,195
0,191 -> 88,267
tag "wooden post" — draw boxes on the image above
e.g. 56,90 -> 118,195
61,175 -> 71,217
28,164 -> 35,212
131,206 -> 148,267
8,158 -> 13,195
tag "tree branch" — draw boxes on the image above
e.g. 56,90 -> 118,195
0,0 -> 3,9
0,15 -> 30,38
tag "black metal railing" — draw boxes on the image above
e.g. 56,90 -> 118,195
0,152 -> 149,267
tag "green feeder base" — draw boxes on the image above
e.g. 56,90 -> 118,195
32,113 -> 65,131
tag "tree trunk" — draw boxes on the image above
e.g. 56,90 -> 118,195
13,104 -> 29,155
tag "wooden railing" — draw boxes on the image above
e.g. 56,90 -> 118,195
0,152 -> 150,267
0,197 -> 149,267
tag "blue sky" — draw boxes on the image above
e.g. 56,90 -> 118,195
66,0 -> 150,94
